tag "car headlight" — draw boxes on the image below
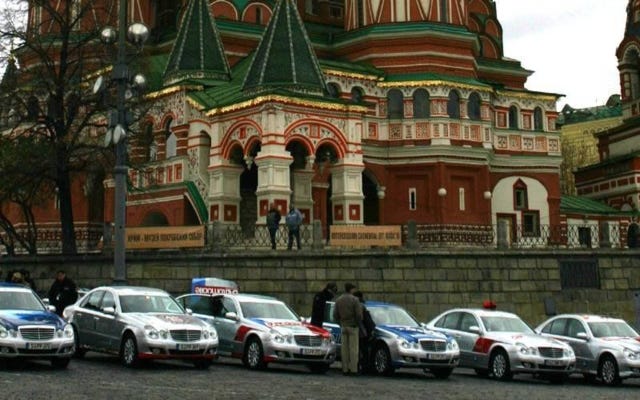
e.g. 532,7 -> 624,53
0,326 -> 7,339
145,325 -> 160,339
624,348 -> 640,360
322,337 -> 332,346
271,331 -> 293,344
563,347 -> 574,358
203,329 -> 217,340
516,343 -> 538,356
398,339 -> 418,349
61,324 -> 74,338
447,340 -> 459,351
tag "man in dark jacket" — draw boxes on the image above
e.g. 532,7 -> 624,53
310,282 -> 337,327
333,283 -> 362,375
266,204 -> 281,250
47,270 -> 78,316
354,291 -> 376,373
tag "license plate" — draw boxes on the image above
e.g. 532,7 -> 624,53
428,353 -> 449,360
177,343 -> 201,351
27,343 -> 52,350
544,359 -> 564,366
301,348 -> 325,356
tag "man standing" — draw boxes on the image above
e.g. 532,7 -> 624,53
310,282 -> 338,328
266,204 -> 281,250
47,270 -> 78,316
333,283 -> 363,376
285,205 -> 303,250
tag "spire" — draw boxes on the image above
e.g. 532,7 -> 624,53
242,0 -> 326,95
163,0 -> 231,86
0,55 -> 18,94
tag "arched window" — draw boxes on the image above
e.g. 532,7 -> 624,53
534,107 -> 544,131
439,0 -> 449,23
447,90 -> 460,119
508,106 -> 519,129
513,179 -> 528,210
351,87 -> 364,103
387,89 -> 404,119
467,92 -> 481,121
255,7 -> 262,24
164,118 -> 176,158
413,89 -> 430,118
326,83 -> 340,99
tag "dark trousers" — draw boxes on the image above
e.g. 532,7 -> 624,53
268,228 -> 278,249
287,228 -> 300,249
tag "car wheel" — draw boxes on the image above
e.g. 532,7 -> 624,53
120,333 -> 140,368
193,359 -> 213,370
372,344 -> 394,376
73,326 -> 86,359
243,337 -> 266,370
431,367 -> 453,379
50,358 -> 70,369
308,363 -> 330,374
490,349 -> 513,381
598,355 -> 621,386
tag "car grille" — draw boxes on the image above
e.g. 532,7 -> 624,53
20,327 -> 55,340
420,340 -> 447,352
170,330 -> 201,342
294,335 -> 323,347
538,347 -> 564,358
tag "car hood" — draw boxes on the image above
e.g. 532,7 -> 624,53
595,336 -> 640,350
378,325 -> 449,342
486,332 -> 569,348
0,310 -> 66,330
249,318 -> 330,337
123,313 -> 206,328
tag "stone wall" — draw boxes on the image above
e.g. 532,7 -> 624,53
3,249 -> 640,328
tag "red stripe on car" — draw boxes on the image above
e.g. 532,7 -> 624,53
473,337 -> 495,353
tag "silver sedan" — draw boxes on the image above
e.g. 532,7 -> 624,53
426,308 -> 575,382
536,314 -> 640,385
63,286 -> 218,368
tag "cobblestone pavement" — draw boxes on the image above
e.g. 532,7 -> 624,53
2,354 -> 639,400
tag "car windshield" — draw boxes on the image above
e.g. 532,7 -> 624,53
369,306 -> 419,327
481,316 -> 533,333
0,291 -> 45,311
240,301 -> 298,320
119,294 -> 184,314
588,321 -> 639,338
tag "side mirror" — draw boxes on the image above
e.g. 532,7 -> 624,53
225,311 -> 239,321
185,308 -> 193,315
469,325 -> 481,334
102,306 -> 116,315
576,332 -> 589,340
47,305 -> 56,313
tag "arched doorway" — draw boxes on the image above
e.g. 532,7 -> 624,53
141,211 -> 169,226
362,172 -> 379,224
230,143 -> 260,237
314,144 -> 338,241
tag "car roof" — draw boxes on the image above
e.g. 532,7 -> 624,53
0,283 -> 32,292
365,300 -> 402,308
549,314 -> 627,323
440,308 -> 521,318
92,286 -> 170,296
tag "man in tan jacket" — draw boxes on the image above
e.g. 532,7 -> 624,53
333,283 -> 363,375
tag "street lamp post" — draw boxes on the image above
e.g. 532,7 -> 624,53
95,0 -> 149,285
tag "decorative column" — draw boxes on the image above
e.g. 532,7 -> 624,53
289,155 -> 315,222
329,162 -> 364,224
208,163 -> 243,223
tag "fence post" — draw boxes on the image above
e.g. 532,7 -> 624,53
312,220 -> 324,250
208,221 -> 225,252
600,221 -> 613,248
497,219 -> 509,249
406,220 -> 419,249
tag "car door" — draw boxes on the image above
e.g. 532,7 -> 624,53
456,312 -> 484,368
431,312 -> 465,358
210,295 -> 238,355
178,294 -> 217,326
322,302 -> 341,345
564,318 -> 595,371
94,290 -> 119,352
74,290 -> 105,349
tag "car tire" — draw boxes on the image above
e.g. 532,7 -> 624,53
120,333 -> 140,368
193,359 -> 213,370
489,349 -> 513,381
307,363 -> 330,374
50,358 -> 70,369
243,337 -> 266,370
372,344 -> 394,376
73,326 -> 86,359
598,355 -> 621,386
431,367 -> 453,379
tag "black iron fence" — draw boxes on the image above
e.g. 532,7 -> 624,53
1,220 -> 633,255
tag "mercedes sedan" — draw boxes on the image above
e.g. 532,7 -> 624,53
63,286 -> 218,368
177,293 -> 336,372
426,308 -> 575,382
536,314 -> 640,385
0,283 -> 75,368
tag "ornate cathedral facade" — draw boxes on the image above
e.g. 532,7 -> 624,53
4,0 -> 568,250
